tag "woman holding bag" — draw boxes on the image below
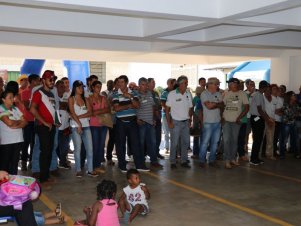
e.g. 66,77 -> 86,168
89,81 -> 110,173
68,80 -> 98,178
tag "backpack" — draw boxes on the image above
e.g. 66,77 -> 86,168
0,175 -> 40,210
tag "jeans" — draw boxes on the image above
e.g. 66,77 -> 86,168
90,126 -> 107,169
138,123 -> 157,163
170,120 -> 190,164
36,125 -> 56,182
223,122 -> 241,161
115,119 -> 145,170
58,130 -> 70,165
280,123 -> 299,157
21,121 -> 35,162
237,123 -> 247,157
250,116 -> 265,162
162,115 -> 170,150
71,127 -> 93,172
199,122 -> 221,163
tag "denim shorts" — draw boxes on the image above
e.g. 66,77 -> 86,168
34,211 -> 45,226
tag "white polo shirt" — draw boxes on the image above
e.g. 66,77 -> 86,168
166,88 -> 193,121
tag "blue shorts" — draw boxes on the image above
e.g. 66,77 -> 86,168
34,211 -> 45,226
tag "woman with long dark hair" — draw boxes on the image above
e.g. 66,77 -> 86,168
89,81 -> 109,173
68,80 -> 98,178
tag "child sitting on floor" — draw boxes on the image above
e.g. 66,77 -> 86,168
118,169 -> 150,224
75,179 -> 120,226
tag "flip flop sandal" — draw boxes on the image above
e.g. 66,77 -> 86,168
55,203 -> 62,217
58,216 -> 65,224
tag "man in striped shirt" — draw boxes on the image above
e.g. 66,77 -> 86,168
113,75 -> 149,172
137,77 -> 163,168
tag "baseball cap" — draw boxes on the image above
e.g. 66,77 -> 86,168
42,70 -> 55,80
227,78 -> 240,84
207,77 -> 220,85
17,74 -> 28,84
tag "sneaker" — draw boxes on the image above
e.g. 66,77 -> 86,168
209,162 -> 220,168
87,171 -> 99,177
230,160 -> 240,166
119,168 -> 127,173
258,159 -> 264,164
157,154 -> 165,160
170,164 -> 177,169
180,162 -> 191,168
58,164 -> 71,170
249,160 -> 260,166
76,171 -> 83,178
225,161 -> 232,169
137,167 -> 150,172
151,162 -> 163,168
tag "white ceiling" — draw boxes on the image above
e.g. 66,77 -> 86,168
0,0 -> 301,64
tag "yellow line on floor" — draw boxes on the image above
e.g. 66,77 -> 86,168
39,193 -> 74,226
242,166 -> 301,183
146,172 -> 293,226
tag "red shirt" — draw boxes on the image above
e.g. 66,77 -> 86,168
20,87 -> 34,122
31,88 -> 55,125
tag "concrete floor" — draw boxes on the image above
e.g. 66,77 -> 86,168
6,150 -> 301,226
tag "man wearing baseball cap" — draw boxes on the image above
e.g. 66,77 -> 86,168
222,78 -> 249,169
30,70 -> 57,185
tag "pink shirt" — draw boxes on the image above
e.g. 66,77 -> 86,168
96,199 -> 120,226
90,96 -> 107,127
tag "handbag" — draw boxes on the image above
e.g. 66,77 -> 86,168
97,113 -> 113,128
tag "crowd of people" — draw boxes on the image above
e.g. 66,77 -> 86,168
0,69 -> 301,225
0,70 -> 301,176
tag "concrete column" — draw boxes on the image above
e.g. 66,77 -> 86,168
271,55 -> 301,92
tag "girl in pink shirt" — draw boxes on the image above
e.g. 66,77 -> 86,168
79,180 -> 120,226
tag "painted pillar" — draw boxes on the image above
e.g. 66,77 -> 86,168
20,59 -> 45,75
63,61 -> 90,87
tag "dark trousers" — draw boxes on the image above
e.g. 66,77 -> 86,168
237,123 -> 247,157
37,125 -> 55,182
0,201 -> 37,226
0,142 -> 23,175
115,119 -> 145,170
250,116 -> 265,162
155,118 -> 162,156
21,121 -> 35,162
58,130 -> 70,165
107,125 -> 116,161
273,121 -> 281,155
